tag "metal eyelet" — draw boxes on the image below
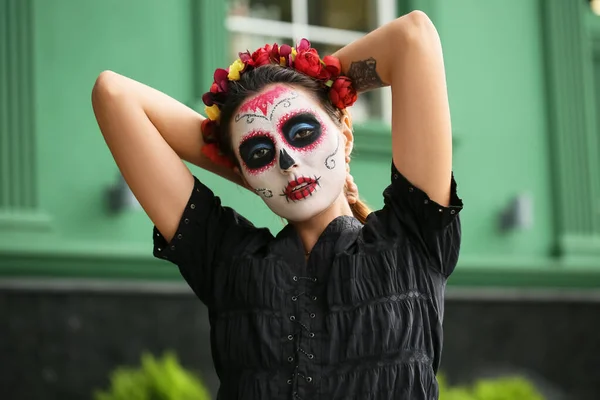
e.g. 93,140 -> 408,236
291,296 -> 297,301
311,296 -> 317,301
309,313 -> 315,319
293,276 -> 298,282
290,315 -> 296,321
288,356 -> 294,362
308,354 -> 314,359
306,376 -> 313,383
309,332 -> 315,338
287,334 -> 294,340
287,379 -> 292,385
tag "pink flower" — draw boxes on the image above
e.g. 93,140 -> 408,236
296,38 -> 311,52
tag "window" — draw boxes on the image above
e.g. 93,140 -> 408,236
226,0 -> 397,124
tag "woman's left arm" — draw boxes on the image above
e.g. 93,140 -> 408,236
333,11 -> 452,206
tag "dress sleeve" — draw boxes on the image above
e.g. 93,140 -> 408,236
372,162 -> 464,277
152,176 -> 257,304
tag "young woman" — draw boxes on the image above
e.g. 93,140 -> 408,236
92,10 -> 463,400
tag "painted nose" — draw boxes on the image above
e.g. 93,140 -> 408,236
279,148 -> 296,171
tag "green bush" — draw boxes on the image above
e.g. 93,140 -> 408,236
93,352 -> 211,400
438,374 -> 545,400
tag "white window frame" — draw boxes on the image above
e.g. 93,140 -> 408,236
226,0 -> 396,124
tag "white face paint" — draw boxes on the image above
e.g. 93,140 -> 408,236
230,84 -> 346,222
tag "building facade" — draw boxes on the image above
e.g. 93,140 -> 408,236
1,0 -> 600,398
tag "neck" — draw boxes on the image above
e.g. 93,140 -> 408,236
291,192 -> 353,256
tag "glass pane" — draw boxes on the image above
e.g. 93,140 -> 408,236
228,0 -> 292,22
307,0 -> 378,32
312,42 -> 382,123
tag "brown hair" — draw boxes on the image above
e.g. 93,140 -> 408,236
217,64 -> 371,224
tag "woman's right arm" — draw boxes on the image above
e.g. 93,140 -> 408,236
91,70 -> 242,242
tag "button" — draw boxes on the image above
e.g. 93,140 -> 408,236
157,247 -> 162,252
306,376 -> 313,383
290,315 -> 296,321
424,199 -> 429,204
184,218 -> 190,224
156,232 -> 160,237
170,245 -> 176,250
409,187 -> 414,192
393,174 -> 398,180
451,210 -> 456,214
309,332 -> 315,338
288,356 -> 294,362
190,204 -> 196,209
177,234 -> 183,239
438,208 -> 443,213
309,313 -> 316,318
288,334 -> 294,340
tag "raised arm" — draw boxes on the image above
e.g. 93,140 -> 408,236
333,11 -> 452,206
92,71 -> 242,242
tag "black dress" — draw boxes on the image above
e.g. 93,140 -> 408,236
153,162 -> 463,400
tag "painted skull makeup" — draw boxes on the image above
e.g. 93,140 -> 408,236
231,84 -> 346,222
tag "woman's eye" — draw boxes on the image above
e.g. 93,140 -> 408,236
281,114 -> 322,148
292,129 -> 314,140
252,148 -> 271,159
239,135 -> 275,170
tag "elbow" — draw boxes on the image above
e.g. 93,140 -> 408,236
393,10 -> 440,48
91,70 -> 124,109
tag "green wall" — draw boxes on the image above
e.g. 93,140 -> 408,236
2,0 -> 600,288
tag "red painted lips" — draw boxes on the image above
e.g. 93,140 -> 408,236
284,176 -> 318,201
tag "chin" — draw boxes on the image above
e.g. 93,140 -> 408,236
269,197 -> 332,223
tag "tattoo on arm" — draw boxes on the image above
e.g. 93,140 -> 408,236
347,57 -> 388,92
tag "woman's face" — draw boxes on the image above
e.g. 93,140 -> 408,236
230,84 -> 347,222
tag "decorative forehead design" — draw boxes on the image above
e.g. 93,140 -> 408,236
238,85 -> 289,117
234,85 -> 302,125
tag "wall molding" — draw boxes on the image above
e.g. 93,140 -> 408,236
0,0 -> 54,233
541,0 -> 600,256
2,243 -> 600,289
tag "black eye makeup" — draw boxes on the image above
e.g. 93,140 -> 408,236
279,112 -> 322,149
238,133 -> 276,172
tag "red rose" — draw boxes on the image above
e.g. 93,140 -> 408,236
329,76 -> 358,109
201,143 -> 234,169
322,55 -> 341,77
201,119 -> 218,142
295,49 -> 322,78
252,45 -> 272,67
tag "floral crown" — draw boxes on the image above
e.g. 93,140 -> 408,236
200,38 -> 358,168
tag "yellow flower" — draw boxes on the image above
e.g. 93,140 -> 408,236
291,47 -> 297,61
205,104 -> 220,121
228,58 -> 245,81
280,56 -> 287,66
